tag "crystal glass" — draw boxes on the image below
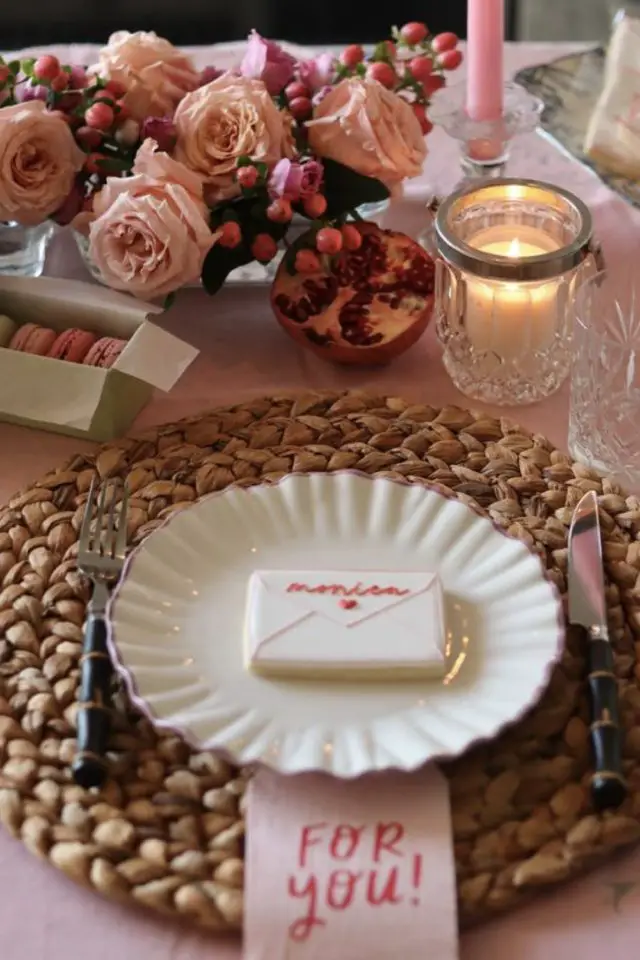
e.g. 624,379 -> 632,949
430,81 -> 543,184
434,179 -> 595,405
569,271 -> 640,484
0,220 -> 54,277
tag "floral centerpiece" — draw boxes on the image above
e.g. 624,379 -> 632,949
0,23 -> 461,363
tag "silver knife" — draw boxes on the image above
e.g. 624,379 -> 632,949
568,490 -> 627,811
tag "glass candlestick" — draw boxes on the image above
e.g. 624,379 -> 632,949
430,81 -> 544,184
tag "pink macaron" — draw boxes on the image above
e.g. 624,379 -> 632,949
82,336 -> 127,369
48,328 -> 97,364
9,322 -> 57,356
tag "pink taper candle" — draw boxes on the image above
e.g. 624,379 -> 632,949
466,0 -> 505,121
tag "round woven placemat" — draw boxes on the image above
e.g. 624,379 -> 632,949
1,391 -> 640,932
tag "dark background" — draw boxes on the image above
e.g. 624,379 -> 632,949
4,2 -> 517,51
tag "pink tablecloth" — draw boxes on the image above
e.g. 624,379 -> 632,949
1,40 -> 640,960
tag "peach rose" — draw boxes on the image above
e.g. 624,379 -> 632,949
306,78 -> 426,186
91,31 -> 199,121
87,148 -> 216,300
0,101 -> 84,226
174,74 -> 294,203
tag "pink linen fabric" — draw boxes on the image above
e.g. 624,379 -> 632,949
0,40 -> 640,960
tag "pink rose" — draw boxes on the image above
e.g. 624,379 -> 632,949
174,74 -> 295,203
298,53 -> 336,92
306,78 -> 426,186
240,31 -> 296,96
0,101 -> 85,226
269,158 -> 323,200
91,31 -> 199,121
87,143 -> 216,300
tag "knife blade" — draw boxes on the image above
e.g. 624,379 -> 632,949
568,490 -> 627,811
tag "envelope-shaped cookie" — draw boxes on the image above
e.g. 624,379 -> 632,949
244,569 -> 446,680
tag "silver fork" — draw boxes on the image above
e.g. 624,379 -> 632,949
72,476 -> 129,789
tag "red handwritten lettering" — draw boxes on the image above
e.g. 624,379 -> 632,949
326,869 -> 362,910
287,874 -> 326,942
329,824 -> 364,861
298,823 -> 327,868
286,581 -> 410,597
366,867 -> 403,906
372,822 -> 405,861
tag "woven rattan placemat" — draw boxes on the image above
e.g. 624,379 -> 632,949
1,392 -> 640,933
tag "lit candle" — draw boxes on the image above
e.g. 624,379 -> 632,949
463,229 -> 561,359
467,0 -> 505,122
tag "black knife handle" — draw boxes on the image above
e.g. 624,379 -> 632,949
584,634 -> 627,811
72,614 -> 113,790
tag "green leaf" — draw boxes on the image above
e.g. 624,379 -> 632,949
8,60 -> 20,75
163,292 -> 176,309
21,58 -> 35,74
201,242 -> 254,296
95,157 -> 133,174
320,158 -> 390,220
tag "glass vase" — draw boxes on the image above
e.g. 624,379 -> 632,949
0,220 -> 54,277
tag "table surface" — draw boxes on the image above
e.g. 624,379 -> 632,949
1,40 -> 640,960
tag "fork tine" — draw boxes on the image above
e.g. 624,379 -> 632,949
95,479 -> 110,556
78,475 -> 98,553
114,486 -> 129,561
104,479 -> 119,559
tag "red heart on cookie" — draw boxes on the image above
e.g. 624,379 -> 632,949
340,599 -> 358,610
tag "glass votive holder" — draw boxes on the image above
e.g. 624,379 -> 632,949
433,179 -> 596,406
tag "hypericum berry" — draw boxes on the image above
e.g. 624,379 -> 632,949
285,80 -> 310,101
400,22 -> 428,46
408,55 -> 433,81
288,96 -> 313,121
422,74 -> 446,96
75,125 -> 103,149
68,65 -> 88,89
33,54 -> 61,82
114,100 -> 130,121
252,233 -> 278,262
50,72 -> 69,93
315,226 -> 343,255
341,224 -> 362,251
219,221 -> 242,249
0,65 -> 11,84
93,89 -> 116,103
432,32 -> 459,54
439,49 -> 463,71
302,193 -> 327,218
84,102 -> 115,131
105,79 -> 128,98
267,198 -> 293,223
115,118 -> 140,146
412,104 -> 433,136
366,62 -> 397,89
294,249 -> 322,273
236,165 -> 259,189
340,44 -> 365,68
84,152 -> 107,175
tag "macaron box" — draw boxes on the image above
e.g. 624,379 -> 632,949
0,275 -> 198,441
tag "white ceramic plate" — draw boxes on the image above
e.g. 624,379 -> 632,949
108,472 -> 564,777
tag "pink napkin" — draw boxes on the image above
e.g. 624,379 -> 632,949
245,764 -> 458,959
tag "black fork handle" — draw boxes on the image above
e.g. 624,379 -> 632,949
72,613 -> 113,789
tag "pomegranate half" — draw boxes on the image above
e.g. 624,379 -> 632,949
270,223 -> 435,366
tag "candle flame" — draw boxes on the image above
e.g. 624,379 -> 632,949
507,238 -> 521,258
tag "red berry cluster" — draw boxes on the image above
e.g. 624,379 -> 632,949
336,21 -> 462,136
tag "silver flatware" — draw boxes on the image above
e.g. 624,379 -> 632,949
72,477 -> 128,789
568,489 -> 627,810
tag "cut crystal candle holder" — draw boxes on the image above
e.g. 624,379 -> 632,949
430,81 -> 544,183
433,179 -> 596,406
0,220 -> 54,277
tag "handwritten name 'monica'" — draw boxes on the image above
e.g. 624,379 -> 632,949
287,582 -> 410,598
